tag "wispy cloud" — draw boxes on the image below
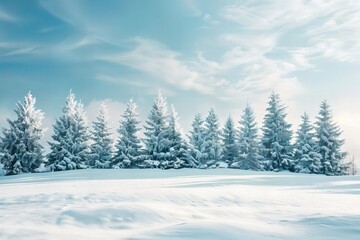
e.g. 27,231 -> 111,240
0,9 -> 18,23
95,75 -> 149,88
98,38 -> 215,95
222,0 -> 360,64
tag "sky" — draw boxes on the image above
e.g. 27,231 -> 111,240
0,0 -> 359,159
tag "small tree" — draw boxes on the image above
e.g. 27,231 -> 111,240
88,103 -> 113,168
234,104 -> 263,171
113,99 -> 143,168
315,100 -> 347,175
188,113 -> 205,166
201,108 -> 222,168
293,113 -> 322,174
47,91 -> 90,171
261,92 -> 293,171
165,105 -> 194,168
221,116 -> 238,166
0,92 -> 45,175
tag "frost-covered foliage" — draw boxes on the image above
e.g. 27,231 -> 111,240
0,89 -> 351,176
315,101 -> 347,176
113,99 -> 143,168
88,103 -> 113,168
294,113 -> 322,174
46,92 -> 90,171
0,92 -> 45,175
261,92 -> 293,172
201,109 -> 222,168
143,91 -> 172,168
188,114 -> 205,166
221,116 -> 238,166
164,105 -> 195,169
233,104 -> 263,171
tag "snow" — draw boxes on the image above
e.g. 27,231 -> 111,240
0,169 -> 359,239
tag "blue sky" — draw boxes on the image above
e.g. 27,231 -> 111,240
0,0 -> 359,158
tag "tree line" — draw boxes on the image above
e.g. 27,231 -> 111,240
0,91 -> 349,176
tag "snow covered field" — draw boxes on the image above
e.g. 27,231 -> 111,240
0,169 -> 359,240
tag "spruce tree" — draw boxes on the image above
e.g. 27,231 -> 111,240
188,113 -> 205,166
165,105 -> 194,168
315,100 -> 347,175
221,116 -> 238,166
201,108 -> 222,168
47,91 -> 90,171
0,92 -> 45,175
143,91 -> 171,168
88,103 -> 113,168
293,113 -> 322,174
261,92 -> 293,171
234,104 -> 263,170
113,99 -> 143,168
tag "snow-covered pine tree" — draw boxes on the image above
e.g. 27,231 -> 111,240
113,99 -> 143,168
162,105 -> 194,169
188,113 -> 205,166
143,91 -> 171,168
201,108 -> 222,168
233,104 -> 263,171
221,116 -> 238,166
46,91 -> 90,171
261,92 -> 294,171
293,113 -> 322,174
314,100 -> 347,175
0,92 -> 45,175
88,103 -> 113,168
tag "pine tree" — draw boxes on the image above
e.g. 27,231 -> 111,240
188,113 -> 205,166
164,105 -> 194,168
113,99 -> 143,168
46,91 -> 90,171
88,103 -> 113,168
261,92 -> 293,171
201,108 -> 222,168
315,100 -> 347,175
0,92 -> 45,175
294,113 -> 322,174
233,104 -> 263,170
143,91 -> 171,168
221,116 -> 238,166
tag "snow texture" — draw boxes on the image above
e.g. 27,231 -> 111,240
0,169 -> 359,240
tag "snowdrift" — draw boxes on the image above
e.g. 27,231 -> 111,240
0,169 -> 359,239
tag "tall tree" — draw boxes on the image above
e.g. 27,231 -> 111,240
315,100 -> 347,175
0,92 -> 45,175
201,108 -> 222,168
88,103 -> 113,168
221,116 -> 238,166
188,113 -> 205,166
113,99 -> 143,168
294,113 -> 322,174
47,91 -> 90,171
143,91 -> 171,168
234,104 -> 263,171
261,92 -> 293,171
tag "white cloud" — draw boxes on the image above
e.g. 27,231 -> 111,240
98,38 -> 214,95
222,0 -> 360,64
0,9 -> 18,23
